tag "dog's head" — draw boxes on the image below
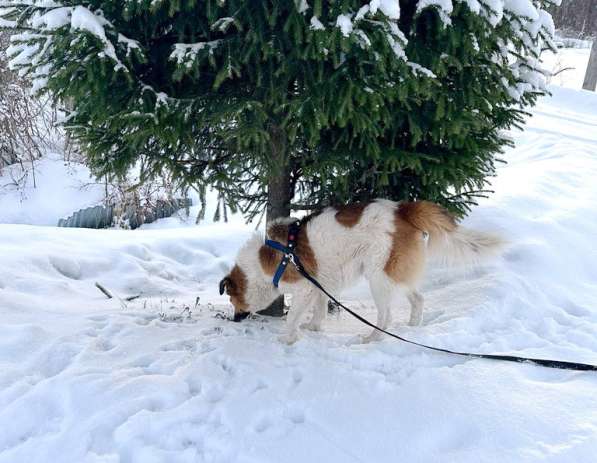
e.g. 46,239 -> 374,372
219,264 -> 249,320
219,263 -> 278,321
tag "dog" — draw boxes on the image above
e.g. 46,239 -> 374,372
219,199 -> 502,344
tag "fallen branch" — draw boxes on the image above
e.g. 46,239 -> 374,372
552,66 -> 575,77
95,282 -> 113,299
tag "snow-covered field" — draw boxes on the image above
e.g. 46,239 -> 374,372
2,83 -> 597,461
0,153 -> 107,226
543,46 -> 591,89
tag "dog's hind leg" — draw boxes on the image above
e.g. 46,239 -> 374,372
362,273 -> 397,343
407,290 -> 424,326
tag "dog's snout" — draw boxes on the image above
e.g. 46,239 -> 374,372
232,312 -> 250,322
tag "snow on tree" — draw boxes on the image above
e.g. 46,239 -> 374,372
0,0 -> 560,218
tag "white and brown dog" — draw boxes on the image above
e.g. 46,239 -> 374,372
220,199 -> 501,344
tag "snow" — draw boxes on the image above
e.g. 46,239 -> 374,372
542,47 -> 591,90
30,6 -> 71,29
355,1 -> 401,22
481,0 -> 505,26
0,153 -> 106,226
309,16 -> 324,31
70,6 -> 119,65
0,17 -> 14,27
211,17 -> 235,33
538,9 -> 555,37
458,0 -> 481,14
417,0 -> 454,25
117,33 -> 141,56
377,0 -> 401,20
27,5 -> 117,62
407,62 -> 437,78
503,0 -> 538,21
170,41 -> 222,65
295,0 -> 309,14
5,3 -> 126,89
336,14 -> 354,37
3,0 -> 554,106
1,80 -> 597,461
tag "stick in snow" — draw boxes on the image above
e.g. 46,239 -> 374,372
95,282 -> 113,299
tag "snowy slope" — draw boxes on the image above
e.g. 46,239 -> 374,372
0,153 -> 107,226
542,47 -> 591,89
1,85 -> 597,463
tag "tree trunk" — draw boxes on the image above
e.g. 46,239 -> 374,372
266,168 -> 293,222
259,125 -> 294,317
582,40 -> 597,91
265,125 -> 293,223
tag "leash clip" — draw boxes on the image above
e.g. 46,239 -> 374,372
286,252 -> 298,268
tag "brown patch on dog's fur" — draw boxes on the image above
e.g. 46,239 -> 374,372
223,265 -> 248,312
384,213 -> 426,286
259,218 -> 318,283
384,201 -> 456,285
397,201 -> 456,235
334,202 -> 370,228
267,222 -> 289,243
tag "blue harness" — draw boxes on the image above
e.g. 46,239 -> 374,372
264,221 -> 302,287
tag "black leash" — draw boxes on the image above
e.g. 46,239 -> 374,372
264,224 -> 597,372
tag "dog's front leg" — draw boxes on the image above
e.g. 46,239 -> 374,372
407,290 -> 424,326
301,291 -> 327,332
278,288 -> 314,344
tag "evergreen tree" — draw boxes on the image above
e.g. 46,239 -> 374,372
1,0 -> 559,220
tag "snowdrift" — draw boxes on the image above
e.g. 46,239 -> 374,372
0,86 -> 596,462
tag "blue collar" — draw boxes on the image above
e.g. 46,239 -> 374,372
264,221 -> 301,287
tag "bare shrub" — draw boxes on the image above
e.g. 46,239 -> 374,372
0,31 -> 65,186
86,174 -> 191,229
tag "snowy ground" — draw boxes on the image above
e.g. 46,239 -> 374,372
543,46 -> 591,89
2,76 -> 597,461
0,153 -> 107,226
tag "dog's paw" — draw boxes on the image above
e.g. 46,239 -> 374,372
300,321 -> 322,332
345,335 -> 364,346
360,331 -> 382,344
278,332 -> 299,345
408,316 -> 423,327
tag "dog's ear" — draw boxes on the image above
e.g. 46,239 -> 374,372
219,277 -> 231,295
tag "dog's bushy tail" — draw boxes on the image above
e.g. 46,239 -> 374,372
398,201 -> 503,268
